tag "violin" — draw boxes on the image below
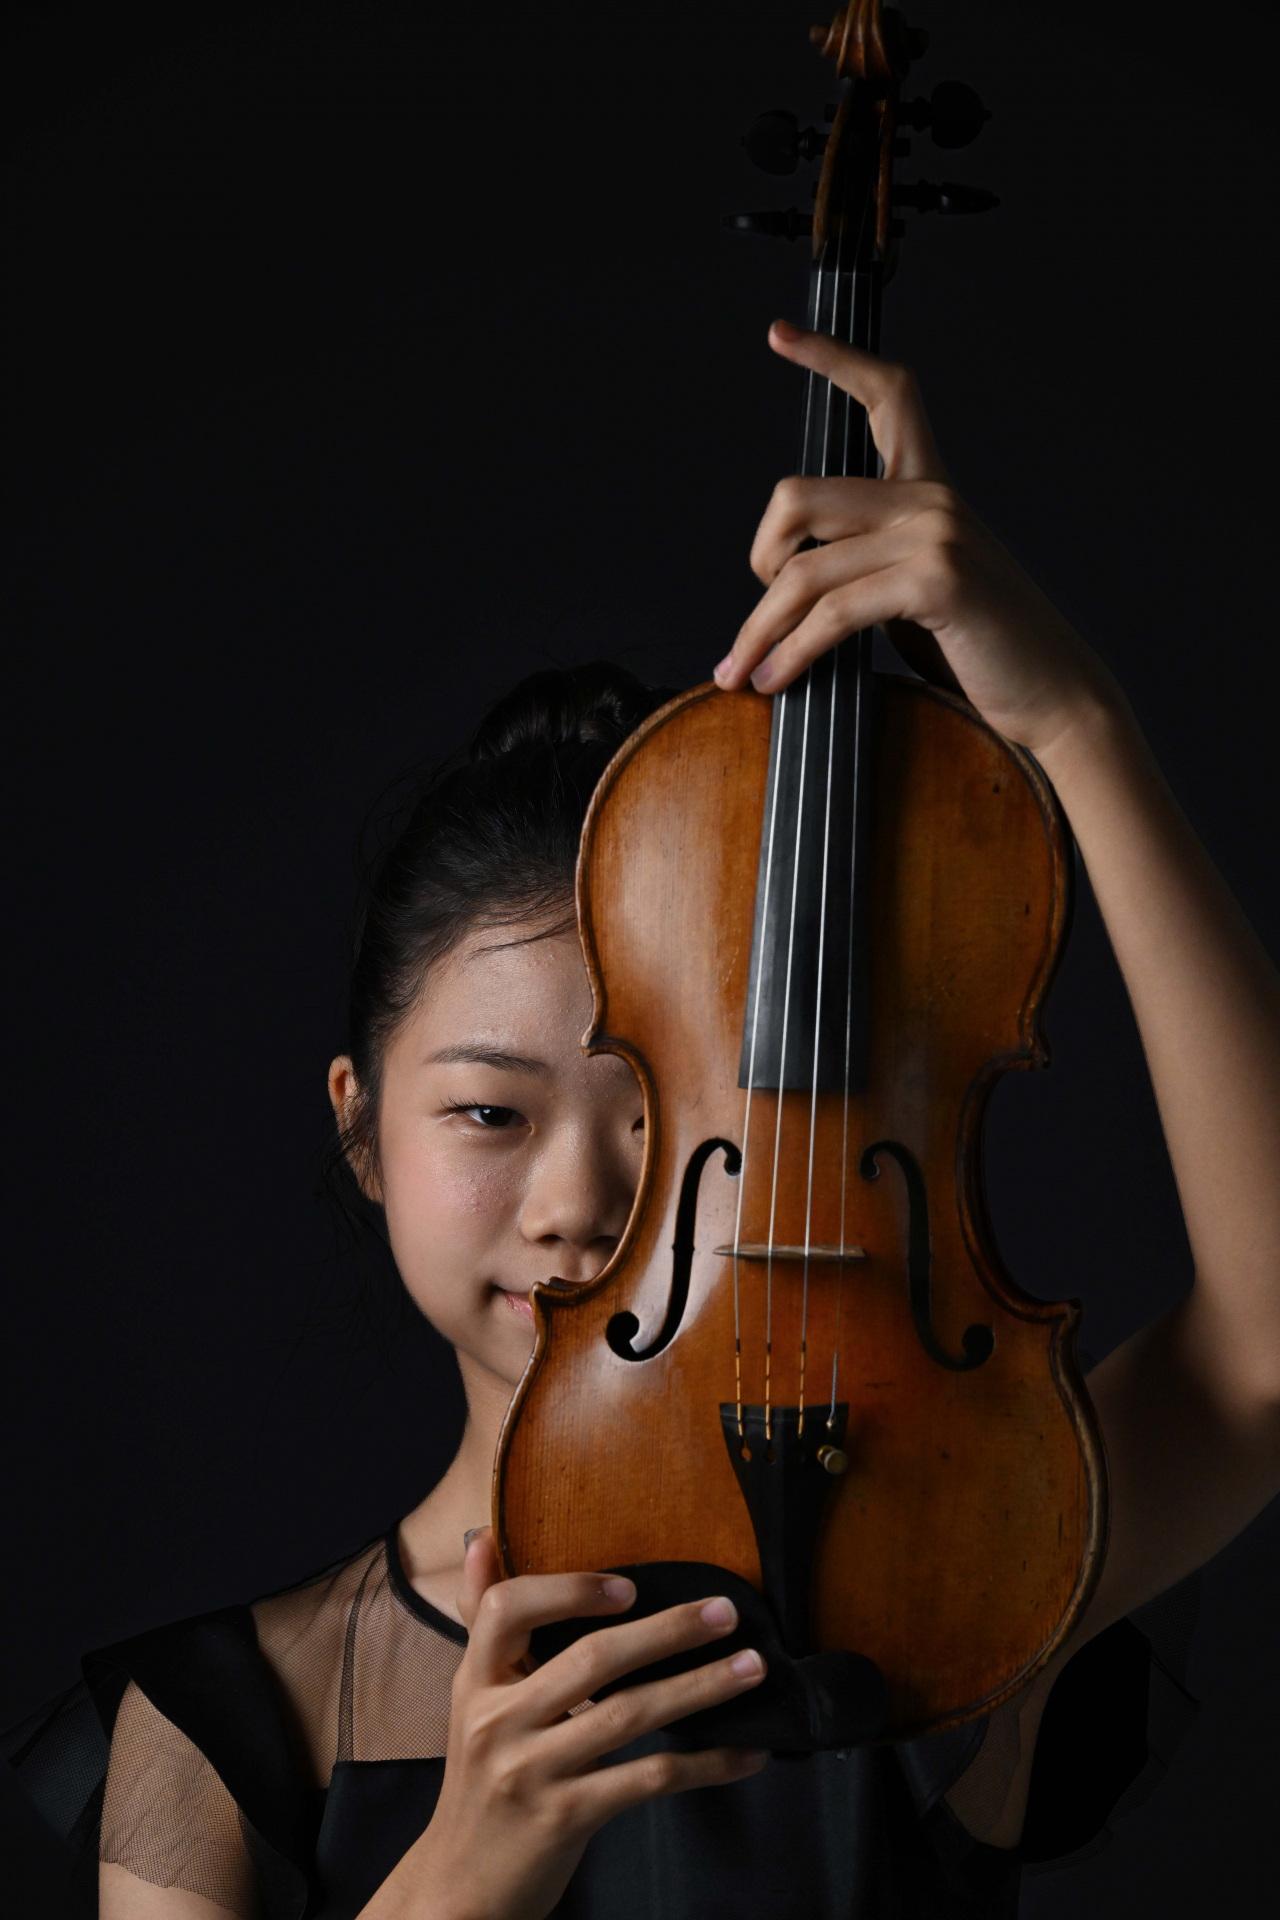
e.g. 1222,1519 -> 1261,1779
494,1 -> 1105,1738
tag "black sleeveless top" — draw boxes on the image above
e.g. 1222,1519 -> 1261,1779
2,1530 -> 1202,1920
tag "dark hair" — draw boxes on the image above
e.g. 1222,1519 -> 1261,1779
339,660 -> 674,1173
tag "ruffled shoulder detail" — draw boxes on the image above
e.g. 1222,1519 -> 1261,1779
3,1558 -> 372,1917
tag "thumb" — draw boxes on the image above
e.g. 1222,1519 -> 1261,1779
456,1526 -> 501,1631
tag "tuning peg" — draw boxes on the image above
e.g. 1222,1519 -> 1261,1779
724,207 -> 814,242
898,81 -> 992,150
891,180 -> 999,215
742,109 -> 827,176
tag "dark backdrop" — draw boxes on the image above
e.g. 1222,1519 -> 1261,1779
3,3 -> 1277,1913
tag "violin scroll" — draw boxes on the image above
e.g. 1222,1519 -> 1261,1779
809,6 -> 924,87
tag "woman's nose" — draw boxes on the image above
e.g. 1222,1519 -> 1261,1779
518,1124 -> 635,1280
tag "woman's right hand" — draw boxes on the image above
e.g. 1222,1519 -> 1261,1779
359,1530 -> 768,1920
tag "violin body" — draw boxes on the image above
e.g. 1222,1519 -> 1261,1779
496,677 -> 1106,1736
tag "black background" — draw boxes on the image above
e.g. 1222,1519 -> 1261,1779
3,2 -> 1277,1913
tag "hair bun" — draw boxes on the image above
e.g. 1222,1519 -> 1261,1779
470,662 -> 674,763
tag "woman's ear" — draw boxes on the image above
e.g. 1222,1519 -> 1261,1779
328,1056 -> 384,1203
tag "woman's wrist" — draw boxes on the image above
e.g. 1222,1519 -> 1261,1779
1029,680 -> 1145,811
354,1825 -> 465,1920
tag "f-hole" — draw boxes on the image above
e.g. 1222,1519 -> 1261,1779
860,1139 -> 994,1372
606,1138 -> 742,1362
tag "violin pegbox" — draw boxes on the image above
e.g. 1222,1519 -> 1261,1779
729,2 -> 997,265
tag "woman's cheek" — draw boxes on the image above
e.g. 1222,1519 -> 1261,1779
381,1141 -> 513,1323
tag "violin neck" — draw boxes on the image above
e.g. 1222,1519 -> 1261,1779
738,242 -> 881,1099
798,249 -> 882,480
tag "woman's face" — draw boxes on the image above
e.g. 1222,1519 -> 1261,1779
330,922 -> 643,1396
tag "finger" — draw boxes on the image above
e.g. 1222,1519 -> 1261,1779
725,523 -> 928,687
768,318 -> 948,483
520,1594 -> 749,1725
747,474 -> 948,585
455,1528 -> 500,1633
747,562 -> 928,694
585,1744 -> 768,1826
466,1569 -> 637,1684
542,1642 -> 768,1770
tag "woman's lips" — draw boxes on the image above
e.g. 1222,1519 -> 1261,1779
502,1290 -> 534,1322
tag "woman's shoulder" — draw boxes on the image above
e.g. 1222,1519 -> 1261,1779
253,1524 -> 466,1782
1,1533 -> 401,1883
251,1533 -> 387,1685
250,1531 -> 391,1789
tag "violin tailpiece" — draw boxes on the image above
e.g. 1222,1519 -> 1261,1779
719,1402 -> 851,1659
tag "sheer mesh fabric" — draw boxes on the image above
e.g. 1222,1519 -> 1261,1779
253,1536 -> 465,1781
99,1536 -> 466,1911
100,1681 -> 261,1916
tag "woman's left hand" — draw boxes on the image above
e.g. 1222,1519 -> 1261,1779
713,320 -> 1120,763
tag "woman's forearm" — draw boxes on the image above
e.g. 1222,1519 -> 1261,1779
1038,696 -> 1280,1621
1040,697 -> 1280,1383
943,696 -> 1280,1845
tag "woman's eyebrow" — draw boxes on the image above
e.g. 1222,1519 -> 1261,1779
427,1043 -> 549,1075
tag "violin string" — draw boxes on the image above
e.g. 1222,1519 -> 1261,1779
764,669 -> 814,1444
800,640 -> 840,1436
833,613 -> 864,1423
831,182 -> 876,1424
751,197 -> 834,1443
786,196 -> 852,1432
739,153 -> 866,1439
821,159 -> 851,494
800,246 -> 824,475
732,687 -> 789,1440
820,248 -> 836,469
839,203 -> 855,475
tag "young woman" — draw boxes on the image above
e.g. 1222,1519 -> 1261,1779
25,322 -> 1279,1918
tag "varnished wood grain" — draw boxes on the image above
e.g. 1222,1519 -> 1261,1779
495,679 -> 1106,1739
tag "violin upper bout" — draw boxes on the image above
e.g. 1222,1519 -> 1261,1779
575,682 -> 775,1067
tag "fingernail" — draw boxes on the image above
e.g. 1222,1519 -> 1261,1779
602,1576 -> 636,1604
751,660 -> 776,692
463,1528 -> 483,1549
730,1648 -> 764,1678
739,1748 -> 769,1767
700,1596 -> 737,1629
771,318 -> 804,345
713,654 -> 734,683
